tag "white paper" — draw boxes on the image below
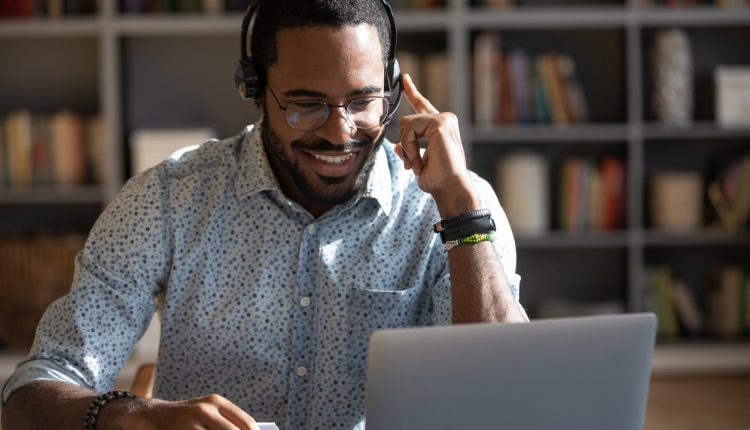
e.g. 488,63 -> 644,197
258,424 -> 280,430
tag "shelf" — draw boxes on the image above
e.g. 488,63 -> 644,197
636,6 -> 750,27
472,123 -> 628,143
516,231 -> 629,249
395,10 -> 452,31
643,122 -> 750,140
0,17 -> 100,37
466,7 -> 627,29
643,230 -> 750,247
0,187 -> 103,205
114,13 -> 243,36
652,342 -> 750,376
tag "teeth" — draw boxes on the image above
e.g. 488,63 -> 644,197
312,152 -> 355,164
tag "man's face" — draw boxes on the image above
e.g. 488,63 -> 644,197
261,24 -> 387,211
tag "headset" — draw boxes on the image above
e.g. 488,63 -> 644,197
234,0 -> 403,124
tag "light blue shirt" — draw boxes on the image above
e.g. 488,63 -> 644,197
2,121 -> 523,430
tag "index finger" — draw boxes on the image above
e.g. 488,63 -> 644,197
402,73 -> 439,115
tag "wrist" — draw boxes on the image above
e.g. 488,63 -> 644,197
431,176 -> 480,218
96,396 -> 154,430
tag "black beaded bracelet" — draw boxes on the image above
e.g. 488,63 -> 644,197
83,390 -> 136,430
433,209 -> 491,233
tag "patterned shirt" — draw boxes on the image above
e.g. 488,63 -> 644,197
2,121 -> 523,430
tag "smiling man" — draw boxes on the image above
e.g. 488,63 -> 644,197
1,1 -> 526,430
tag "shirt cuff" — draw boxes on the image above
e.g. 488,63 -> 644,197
1,358 -> 90,407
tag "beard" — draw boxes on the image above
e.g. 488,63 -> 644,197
261,115 -> 384,206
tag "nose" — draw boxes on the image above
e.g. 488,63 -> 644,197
314,105 -> 356,146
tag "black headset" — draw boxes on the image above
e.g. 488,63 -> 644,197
234,0 -> 403,124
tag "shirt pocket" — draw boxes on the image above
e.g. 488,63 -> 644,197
346,285 -> 424,378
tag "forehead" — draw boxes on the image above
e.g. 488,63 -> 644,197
269,24 -> 385,95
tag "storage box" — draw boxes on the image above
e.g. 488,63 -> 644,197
716,66 -> 750,129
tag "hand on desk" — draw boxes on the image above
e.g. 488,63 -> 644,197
100,393 -> 261,430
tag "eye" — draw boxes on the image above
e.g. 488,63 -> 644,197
349,98 -> 375,112
290,101 -> 325,113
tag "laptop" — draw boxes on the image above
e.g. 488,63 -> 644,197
364,313 -> 657,430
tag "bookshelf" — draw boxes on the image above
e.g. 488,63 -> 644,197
1,0 -> 750,371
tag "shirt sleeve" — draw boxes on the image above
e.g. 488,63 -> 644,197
2,167 -> 173,406
427,173 -> 529,326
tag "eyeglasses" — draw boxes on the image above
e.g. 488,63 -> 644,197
266,84 -> 390,132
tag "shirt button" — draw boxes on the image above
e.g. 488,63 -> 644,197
300,296 -> 311,307
297,366 -> 308,377
307,224 -> 317,235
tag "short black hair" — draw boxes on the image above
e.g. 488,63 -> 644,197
249,0 -> 392,97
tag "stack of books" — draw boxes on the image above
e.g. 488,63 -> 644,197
558,156 -> 626,232
0,0 -> 96,18
474,32 -> 589,127
0,110 -> 103,188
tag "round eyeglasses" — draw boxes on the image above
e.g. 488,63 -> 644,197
267,84 -> 391,132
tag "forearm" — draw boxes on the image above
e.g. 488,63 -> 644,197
433,180 -> 526,324
2,381 -> 97,430
447,242 -> 527,324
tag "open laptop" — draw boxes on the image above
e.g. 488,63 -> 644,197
364,313 -> 657,430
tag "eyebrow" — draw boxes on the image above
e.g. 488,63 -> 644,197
283,85 -> 383,99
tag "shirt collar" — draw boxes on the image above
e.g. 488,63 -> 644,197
235,119 -> 393,217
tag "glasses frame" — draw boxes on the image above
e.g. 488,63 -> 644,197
266,84 -> 391,132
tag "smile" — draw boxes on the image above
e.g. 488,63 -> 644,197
310,152 -> 357,164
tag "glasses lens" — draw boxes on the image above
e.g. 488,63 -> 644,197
347,97 -> 388,129
286,101 -> 328,131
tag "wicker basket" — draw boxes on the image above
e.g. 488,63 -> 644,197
0,235 -> 85,351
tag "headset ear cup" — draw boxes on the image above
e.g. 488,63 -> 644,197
384,58 -> 403,123
235,58 -> 259,100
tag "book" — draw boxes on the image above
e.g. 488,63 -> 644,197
507,49 -> 533,125
473,32 -> 500,127
0,115 -> 6,186
201,0 -> 222,14
670,279 -> 702,335
601,157 -> 625,230
7,110 -> 33,187
709,265 -> 744,338
50,110 -> 86,186
423,52 -> 449,113
498,52 -> 516,124
31,115 -> 53,186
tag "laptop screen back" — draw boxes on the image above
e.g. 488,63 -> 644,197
365,313 -> 657,430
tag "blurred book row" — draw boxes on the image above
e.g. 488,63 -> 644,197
0,234 -> 84,350
390,0 -> 445,9
473,32 -> 589,127
0,110 -> 104,188
0,0 -> 96,17
641,0 -> 750,7
496,153 -> 626,235
646,265 -> 750,340
120,0 -> 250,13
394,50 -> 449,113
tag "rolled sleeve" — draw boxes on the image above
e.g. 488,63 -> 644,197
2,167 -> 173,406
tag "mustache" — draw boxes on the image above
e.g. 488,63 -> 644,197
291,137 -> 371,153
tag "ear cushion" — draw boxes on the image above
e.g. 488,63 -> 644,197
384,58 -> 403,123
235,58 -> 259,100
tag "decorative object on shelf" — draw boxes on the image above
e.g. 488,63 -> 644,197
0,234 -> 85,349
652,28 -> 693,128
495,151 -> 549,236
650,170 -> 703,231
707,153 -> 750,234
715,66 -> 750,129
644,266 -> 703,340
130,128 -> 216,176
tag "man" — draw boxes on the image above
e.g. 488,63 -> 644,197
1,0 -> 527,429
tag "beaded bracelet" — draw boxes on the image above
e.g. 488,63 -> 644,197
443,231 -> 494,251
83,390 -> 136,430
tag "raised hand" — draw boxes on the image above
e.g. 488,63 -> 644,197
394,74 -> 479,217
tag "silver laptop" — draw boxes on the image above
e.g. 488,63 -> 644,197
365,313 -> 657,430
